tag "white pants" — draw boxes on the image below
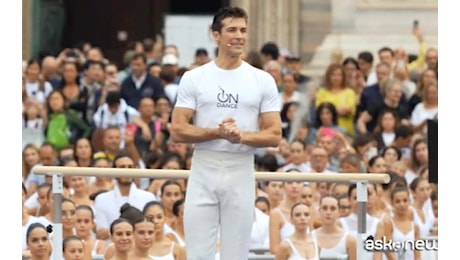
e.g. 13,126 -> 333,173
184,149 -> 255,260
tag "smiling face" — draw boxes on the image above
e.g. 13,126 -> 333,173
212,17 -> 247,57
111,221 -> 134,253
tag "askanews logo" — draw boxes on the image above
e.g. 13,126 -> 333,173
364,235 -> 438,253
217,87 -> 239,109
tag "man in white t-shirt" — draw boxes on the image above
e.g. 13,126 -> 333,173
170,7 -> 282,260
94,153 -> 156,240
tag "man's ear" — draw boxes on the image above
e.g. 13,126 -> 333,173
212,31 -> 220,44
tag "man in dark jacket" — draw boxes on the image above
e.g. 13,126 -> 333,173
120,52 -> 166,109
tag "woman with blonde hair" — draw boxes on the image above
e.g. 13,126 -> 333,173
410,80 -> 437,134
315,63 -> 357,136
407,68 -> 437,114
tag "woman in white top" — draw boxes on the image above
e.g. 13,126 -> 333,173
107,218 -> 135,260
22,183 -> 51,258
159,180 -> 184,229
409,177 -> 436,238
275,203 -> 319,260
406,139 -> 429,184
312,195 -> 356,260
269,179 -> 303,254
74,205 -> 106,257
374,187 -> 422,260
63,235 -> 85,260
129,217 -> 156,260
23,59 -> 53,105
410,80 -> 437,135
68,175 -> 93,207
169,198 -> 186,248
25,223 -> 53,260
374,110 -> 399,150
143,201 -> 185,260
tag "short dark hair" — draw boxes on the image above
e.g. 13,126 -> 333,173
130,52 -> 147,64
260,42 -> 280,60
378,47 -> 394,57
395,125 -> 412,139
211,6 -> 248,33
159,66 -> 176,84
195,48 -> 208,56
358,51 -> 374,64
105,91 -> 121,106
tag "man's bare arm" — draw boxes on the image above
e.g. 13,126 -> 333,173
241,111 -> 282,147
170,107 -> 221,143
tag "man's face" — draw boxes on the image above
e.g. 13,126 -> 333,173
114,157 -> 135,186
426,49 -> 438,70
130,57 -> 147,77
379,50 -> 393,66
376,65 -> 390,83
358,59 -> 372,73
139,98 -> 155,117
285,60 -> 301,73
213,17 -> 247,57
281,74 -> 297,93
103,129 -> 121,152
39,146 -> 56,166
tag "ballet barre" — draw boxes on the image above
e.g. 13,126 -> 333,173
32,166 -> 390,260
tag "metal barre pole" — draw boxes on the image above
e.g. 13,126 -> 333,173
52,174 -> 64,260
33,166 -> 391,183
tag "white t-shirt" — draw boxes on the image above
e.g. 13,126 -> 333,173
175,61 -> 280,154
410,103 -> 438,134
164,83 -> 179,105
25,81 -> 53,105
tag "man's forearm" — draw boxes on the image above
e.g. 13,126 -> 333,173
241,130 -> 281,148
171,123 -> 221,143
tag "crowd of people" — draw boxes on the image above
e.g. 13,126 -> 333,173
22,11 -> 438,260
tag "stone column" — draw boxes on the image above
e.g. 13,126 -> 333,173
331,0 -> 356,33
231,0 -> 301,55
22,0 -> 33,60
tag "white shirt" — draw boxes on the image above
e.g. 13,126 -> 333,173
132,73 -> 147,89
164,83 -> 179,104
410,103 -> 438,134
174,61 -> 280,154
25,81 -> 53,105
365,71 -> 378,86
25,191 -> 40,210
94,183 -> 156,230
251,208 -> 270,250
278,91 -> 302,108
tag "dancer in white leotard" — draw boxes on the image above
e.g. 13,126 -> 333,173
129,217 -> 156,260
107,218 -> 135,260
143,201 -> 184,259
374,187 -> 422,260
312,195 -> 356,260
74,205 -> 106,257
275,203 -> 319,260
269,177 -> 303,254
169,198 -> 186,248
409,177 -> 436,237
63,235 -> 85,260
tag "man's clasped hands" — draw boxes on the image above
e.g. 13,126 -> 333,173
219,118 -> 244,144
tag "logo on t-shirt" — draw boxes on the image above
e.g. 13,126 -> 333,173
217,87 -> 238,109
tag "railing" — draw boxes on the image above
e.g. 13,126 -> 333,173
32,165 -> 390,260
